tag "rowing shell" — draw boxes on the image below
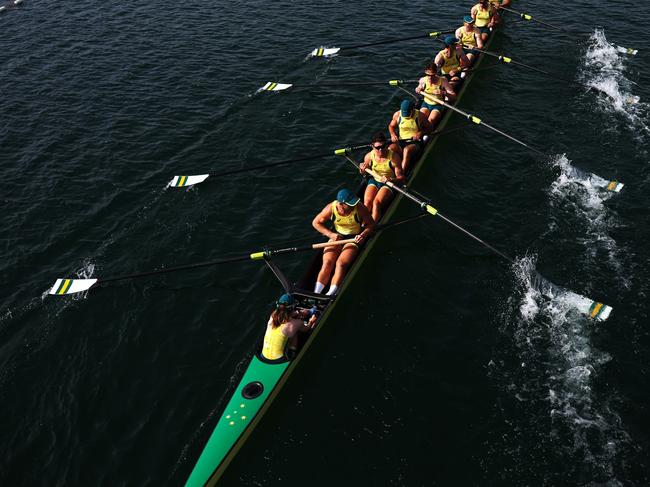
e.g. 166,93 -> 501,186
184,23 -> 502,487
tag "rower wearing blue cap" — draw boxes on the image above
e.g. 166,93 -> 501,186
262,293 -> 316,361
311,188 -> 375,296
388,98 -> 431,172
455,15 -> 484,65
434,36 -> 469,89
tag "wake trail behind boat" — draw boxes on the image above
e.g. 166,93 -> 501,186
580,29 -> 649,137
492,256 -> 633,484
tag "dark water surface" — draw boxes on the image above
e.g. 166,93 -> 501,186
2,1 -> 649,485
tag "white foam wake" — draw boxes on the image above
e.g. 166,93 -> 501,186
580,29 -> 648,135
507,256 -> 630,483
548,154 -> 629,288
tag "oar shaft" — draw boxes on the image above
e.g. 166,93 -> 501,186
427,95 -> 544,155
499,6 -> 568,32
339,29 -> 455,51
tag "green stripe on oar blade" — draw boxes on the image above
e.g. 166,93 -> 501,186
49,278 -> 98,295
168,175 -> 209,188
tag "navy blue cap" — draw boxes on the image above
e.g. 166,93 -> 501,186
463,15 -> 474,23
276,293 -> 296,308
336,188 -> 360,206
444,35 -> 459,46
400,98 -> 414,117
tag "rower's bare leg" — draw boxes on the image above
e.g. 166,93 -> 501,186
316,246 -> 342,291
466,52 -> 476,65
428,110 -> 442,130
364,185 -> 378,214
330,245 -> 359,288
402,144 -> 416,172
372,187 -> 393,221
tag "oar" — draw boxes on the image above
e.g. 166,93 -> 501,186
459,44 -> 640,104
308,29 -> 456,57
499,6 -> 638,55
168,123 -> 475,188
338,150 -> 613,321
258,80 -> 397,93
390,81 -> 624,193
48,240 -> 359,296
48,213 -> 428,296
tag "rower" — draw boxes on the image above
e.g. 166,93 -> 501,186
388,99 -> 430,172
261,293 -> 316,361
415,62 -> 455,128
312,189 -> 375,296
455,15 -> 484,65
434,35 -> 469,89
360,132 -> 403,221
471,0 -> 496,41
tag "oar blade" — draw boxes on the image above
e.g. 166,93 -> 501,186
530,272 -> 613,322
49,278 -> 98,296
309,47 -> 340,57
168,175 -> 210,188
605,180 -> 625,193
615,45 -> 638,56
257,82 -> 293,92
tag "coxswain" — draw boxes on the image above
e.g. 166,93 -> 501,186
455,16 -> 484,64
359,132 -> 403,221
471,0 -> 496,41
312,189 -> 375,296
261,293 -> 316,361
434,36 -> 469,89
415,62 -> 455,128
388,99 -> 430,172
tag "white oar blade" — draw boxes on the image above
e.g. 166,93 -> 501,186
531,273 -> 613,322
49,278 -> 98,296
572,296 -> 613,322
626,95 -> 641,105
309,47 -> 340,57
615,45 -> 638,56
0,6 -> 6,12
168,174 -> 209,188
258,82 -> 293,92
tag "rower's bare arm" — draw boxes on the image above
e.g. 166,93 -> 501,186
434,53 -> 443,70
360,152 -> 371,173
471,5 -> 478,19
312,205 -> 337,240
388,112 -> 400,141
357,204 -> 376,234
415,77 -> 426,94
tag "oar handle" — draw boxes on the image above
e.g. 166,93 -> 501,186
311,238 -> 357,249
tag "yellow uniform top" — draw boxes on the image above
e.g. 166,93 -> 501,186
397,108 -> 421,139
331,201 -> 361,235
438,48 -> 460,74
369,149 -> 395,180
262,322 -> 290,360
422,76 -> 444,104
458,26 -> 478,47
474,4 -> 492,27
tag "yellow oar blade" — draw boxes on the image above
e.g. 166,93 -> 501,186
49,278 -> 98,296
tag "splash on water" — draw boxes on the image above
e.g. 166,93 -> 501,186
496,256 -> 631,484
547,154 -> 629,288
580,29 -> 648,135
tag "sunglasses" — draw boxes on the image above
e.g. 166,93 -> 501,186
373,144 -> 386,150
